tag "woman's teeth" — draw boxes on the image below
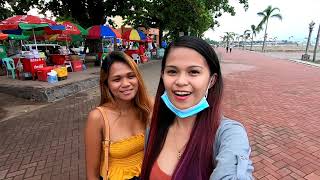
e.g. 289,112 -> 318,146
174,91 -> 191,96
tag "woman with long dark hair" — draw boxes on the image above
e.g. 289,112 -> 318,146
141,36 -> 253,180
85,51 -> 153,180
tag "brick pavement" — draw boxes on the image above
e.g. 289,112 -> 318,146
0,90 -> 99,180
0,62 -> 161,180
0,51 -> 320,179
220,48 -> 320,180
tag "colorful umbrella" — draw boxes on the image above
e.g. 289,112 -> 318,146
0,15 -> 60,30
8,34 -> 30,40
122,29 -> 147,41
87,25 -> 121,39
0,33 -> 8,40
45,21 -> 82,35
0,32 -> 30,40
47,34 -> 72,42
43,21 -> 87,43
0,15 -> 64,49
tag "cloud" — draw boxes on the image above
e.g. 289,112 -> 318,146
204,0 -> 320,42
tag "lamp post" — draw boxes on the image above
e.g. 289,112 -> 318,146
302,21 -> 315,60
312,23 -> 320,62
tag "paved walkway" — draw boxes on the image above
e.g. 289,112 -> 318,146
0,50 -> 320,179
220,48 -> 320,180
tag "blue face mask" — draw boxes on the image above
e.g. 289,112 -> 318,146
161,91 -> 209,118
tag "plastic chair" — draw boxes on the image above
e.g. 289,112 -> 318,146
132,54 -> 141,64
65,60 -> 73,72
2,57 -> 16,79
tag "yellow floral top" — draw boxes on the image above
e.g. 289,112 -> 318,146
100,133 -> 145,180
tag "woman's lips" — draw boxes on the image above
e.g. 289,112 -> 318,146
173,91 -> 191,101
121,89 -> 133,95
174,94 -> 189,101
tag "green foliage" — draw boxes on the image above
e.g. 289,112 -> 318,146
124,0 -> 248,42
223,32 -> 235,44
204,37 -> 218,45
257,5 -> 282,52
0,0 -> 249,43
257,5 -> 282,30
0,0 -> 40,20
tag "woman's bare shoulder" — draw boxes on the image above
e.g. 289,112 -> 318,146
86,108 -> 104,127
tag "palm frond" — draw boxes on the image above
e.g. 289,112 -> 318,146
271,7 -> 281,13
244,29 -> 250,36
251,25 -> 257,36
255,24 -> 263,33
271,14 -> 282,21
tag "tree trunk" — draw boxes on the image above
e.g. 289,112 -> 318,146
159,26 -> 163,48
250,35 -> 254,51
243,38 -> 245,50
305,28 -> 313,54
262,20 -> 269,52
312,24 -> 320,62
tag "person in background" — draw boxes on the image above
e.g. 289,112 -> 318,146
141,36 -> 253,180
229,44 -> 234,53
161,40 -> 167,49
138,44 -> 146,55
85,51 -> 153,180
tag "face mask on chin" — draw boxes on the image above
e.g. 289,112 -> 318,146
161,91 -> 209,118
160,76 -> 215,118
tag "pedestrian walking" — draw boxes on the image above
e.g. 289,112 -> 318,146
226,44 -> 229,53
85,51 -> 153,180
140,36 -> 253,180
229,44 -> 234,53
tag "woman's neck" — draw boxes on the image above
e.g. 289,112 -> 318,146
174,116 -> 196,133
115,100 -> 136,114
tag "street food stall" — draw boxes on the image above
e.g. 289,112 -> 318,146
122,29 -> 149,63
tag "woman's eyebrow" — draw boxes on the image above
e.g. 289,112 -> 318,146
188,65 -> 203,69
110,75 -> 121,78
164,65 -> 177,69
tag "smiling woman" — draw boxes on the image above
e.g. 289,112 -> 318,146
85,51 -> 153,180
141,36 -> 254,180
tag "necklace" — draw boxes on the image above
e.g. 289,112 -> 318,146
174,125 -> 188,160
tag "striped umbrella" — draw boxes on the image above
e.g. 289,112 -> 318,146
87,25 -> 121,39
122,29 -> 146,41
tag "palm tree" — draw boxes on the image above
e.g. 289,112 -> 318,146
257,5 -> 282,52
242,30 -> 250,50
235,33 -> 241,47
223,32 -> 235,46
250,25 -> 261,51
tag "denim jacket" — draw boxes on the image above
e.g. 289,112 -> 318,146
210,118 -> 254,180
145,117 -> 254,180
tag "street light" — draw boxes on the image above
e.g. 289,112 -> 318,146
302,21 -> 315,60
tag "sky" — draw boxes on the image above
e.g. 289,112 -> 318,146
203,0 -> 320,43
27,0 -> 320,43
